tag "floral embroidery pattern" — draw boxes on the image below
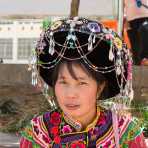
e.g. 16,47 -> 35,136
62,125 -> 72,134
50,112 -> 61,125
31,116 -> 52,147
70,141 -> 86,148
23,108 -> 143,147
54,135 -> 61,144
51,126 -> 59,136
97,111 -> 106,125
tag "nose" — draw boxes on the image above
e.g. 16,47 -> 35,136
66,85 -> 78,99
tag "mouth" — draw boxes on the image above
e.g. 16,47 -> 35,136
65,104 -> 80,110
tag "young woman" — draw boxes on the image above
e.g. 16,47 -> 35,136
20,17 -> 147,147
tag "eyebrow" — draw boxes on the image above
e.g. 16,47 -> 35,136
58,75 -> 88,80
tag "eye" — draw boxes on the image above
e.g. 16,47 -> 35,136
79,81 -> 88,85
58,80 -> 67,84
57,79 -> 67,84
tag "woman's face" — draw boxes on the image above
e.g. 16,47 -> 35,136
55,63 -> 104,121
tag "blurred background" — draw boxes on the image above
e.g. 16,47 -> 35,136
0,0 -> 147,147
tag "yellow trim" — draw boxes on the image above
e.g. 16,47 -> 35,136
40,116 -> 49,134
61,131 -> 87,136
63,106 -> 100,132
86,106 -> 100,131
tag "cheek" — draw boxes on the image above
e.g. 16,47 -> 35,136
82,88 -> 97,102
55,84 -> 61,99
54,84 -> 62,98
54,84 -> 66,103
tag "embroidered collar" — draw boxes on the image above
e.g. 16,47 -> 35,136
63,106 -> 100,132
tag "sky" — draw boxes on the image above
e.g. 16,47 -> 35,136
0,0 -> 117,17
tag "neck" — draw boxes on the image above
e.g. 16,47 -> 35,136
63,107 -> 99,131
74,107 -> 97,130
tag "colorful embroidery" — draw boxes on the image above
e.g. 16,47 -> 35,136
70,140 -> 86,148
50,111 -> 61,126
21,108 -> 144,147
62,125 -> 72,134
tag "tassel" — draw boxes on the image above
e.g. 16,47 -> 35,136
116,66 -> 121,75
48,97 -> 54,108
31,69 -> 38,86
49,32 -> 55,55
48,98 -> 57,109
88,34 -> 93,51
67,31 -> 76,49
43,83 -> 49,97
116,51 -> 122,75
49,39 -> 55,55
93,34 -> 96,43
31,52 -> 38,86
109,44 -> 114,61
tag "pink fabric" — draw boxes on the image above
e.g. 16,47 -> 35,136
128,133 -> 147,148
20,137 -> 33,148
20,134 -> 147,147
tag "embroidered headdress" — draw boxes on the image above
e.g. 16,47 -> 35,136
30,17 -> 133,108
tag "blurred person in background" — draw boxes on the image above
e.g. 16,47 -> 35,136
124,0 -> 148,65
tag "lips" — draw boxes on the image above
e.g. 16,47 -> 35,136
65,104 -> 80,110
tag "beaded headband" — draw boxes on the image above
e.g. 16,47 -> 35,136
29,17 -> 133,109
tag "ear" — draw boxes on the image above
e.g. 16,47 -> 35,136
97,81 -> 106,97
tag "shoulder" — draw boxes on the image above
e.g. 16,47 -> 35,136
31,108 -> 62,128
21,109 -> 62,147
117,113 -> 144,144
97,107 -> 112,126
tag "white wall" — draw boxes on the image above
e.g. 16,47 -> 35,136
0,19 -> 42,64
0,0 -> 118,18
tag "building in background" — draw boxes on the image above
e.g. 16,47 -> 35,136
0,19 -> 42,64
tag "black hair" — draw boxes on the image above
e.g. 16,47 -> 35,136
51,59 -> 109,99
